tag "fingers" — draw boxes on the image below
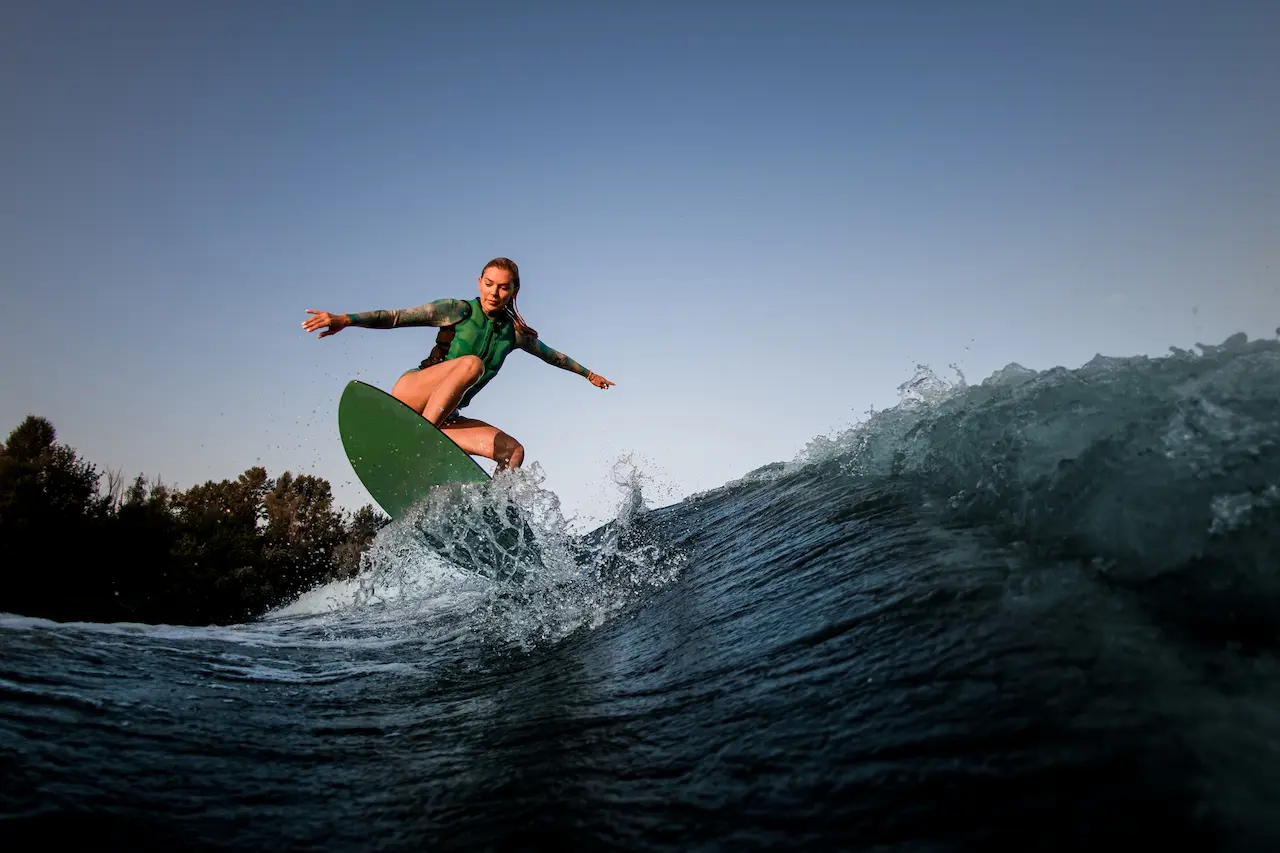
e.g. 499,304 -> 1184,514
302,310 -> 331,334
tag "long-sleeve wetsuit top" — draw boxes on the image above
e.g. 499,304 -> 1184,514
346,298 -> 592,378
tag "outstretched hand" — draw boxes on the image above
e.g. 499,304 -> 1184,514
587,372 -> 615,390
302,310 -> 350,338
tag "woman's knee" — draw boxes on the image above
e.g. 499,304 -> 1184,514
453,355 -> 484,380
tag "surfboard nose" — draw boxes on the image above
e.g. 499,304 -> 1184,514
338,380 -> 489,521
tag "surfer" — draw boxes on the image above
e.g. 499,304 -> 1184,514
301,258 -> 614,470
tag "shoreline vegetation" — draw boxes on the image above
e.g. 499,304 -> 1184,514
0,415 -> 388,626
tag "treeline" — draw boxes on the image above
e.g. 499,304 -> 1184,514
0,415 -> 388,626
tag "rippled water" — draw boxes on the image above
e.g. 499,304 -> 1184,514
3,334 -> 1279,851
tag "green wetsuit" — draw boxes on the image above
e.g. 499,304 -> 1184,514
348,298 -> 592,409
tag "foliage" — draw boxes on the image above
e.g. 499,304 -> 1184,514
0,415 -> 390,625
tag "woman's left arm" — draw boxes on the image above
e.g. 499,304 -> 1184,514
517,334 -> 615,389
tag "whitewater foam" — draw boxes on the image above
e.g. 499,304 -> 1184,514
271,459 -> 687,651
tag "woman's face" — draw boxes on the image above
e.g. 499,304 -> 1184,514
477,266 -> 516,315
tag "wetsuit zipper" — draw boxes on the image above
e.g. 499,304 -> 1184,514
478,319 -> 495,363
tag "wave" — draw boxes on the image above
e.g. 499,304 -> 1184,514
275,332 -> 1280,658
269,456 -> 687,652
5,331 -> 1280,850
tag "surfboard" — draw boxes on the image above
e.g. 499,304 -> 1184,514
338,380 -> 489,521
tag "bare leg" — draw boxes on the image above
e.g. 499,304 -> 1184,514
390,356 -> 483,426
441,416 -> 525,471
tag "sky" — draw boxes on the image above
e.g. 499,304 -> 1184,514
2,0 -> 1278,529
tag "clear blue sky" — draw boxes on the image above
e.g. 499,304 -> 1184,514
3,0 -> 1278,527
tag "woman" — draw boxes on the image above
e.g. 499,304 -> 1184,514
302,257 -> 614,471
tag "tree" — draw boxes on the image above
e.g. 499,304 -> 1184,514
0,416 -> 104,618
332,504 -> 390,578
0,416 -> 387,625
2,415 -> 57,463
261,472 -> 346,600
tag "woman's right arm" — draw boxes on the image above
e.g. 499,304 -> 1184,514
302,299 -> 471,337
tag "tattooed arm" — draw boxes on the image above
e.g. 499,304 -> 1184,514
516,331 -> 591,376
302,299 -> 471,337
347,299 -> 472,329
516,331 -> 616,390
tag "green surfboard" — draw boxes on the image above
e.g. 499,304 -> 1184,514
338,380 -> 489,520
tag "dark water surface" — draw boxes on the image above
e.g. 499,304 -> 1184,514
3,336 -> 1279,851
